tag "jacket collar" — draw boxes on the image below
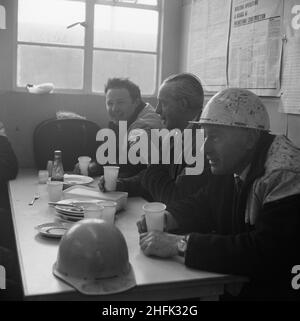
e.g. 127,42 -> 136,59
127,101 -> 146,127
243,132 -> 275,187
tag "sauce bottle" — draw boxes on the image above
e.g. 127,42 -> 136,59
51,150 -> 64,182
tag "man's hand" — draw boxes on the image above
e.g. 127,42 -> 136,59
136,211 -> 179,234
98,176 -> 123,193
139,231 -> 183,258
164,211 -> 179,232
98,175 -> 106,192
136,214 -> 147,233
73,163 -> 81,175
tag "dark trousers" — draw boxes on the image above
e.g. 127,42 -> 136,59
0,209 -> 23,301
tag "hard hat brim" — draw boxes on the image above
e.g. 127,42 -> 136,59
53,262 -> 136,295
189,120 -> 270,131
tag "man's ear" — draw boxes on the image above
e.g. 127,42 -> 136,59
178,97 -> 190,112
133,97 -> 141,108
180,97 -> 197,119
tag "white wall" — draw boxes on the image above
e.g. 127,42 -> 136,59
179,0 -> 300,147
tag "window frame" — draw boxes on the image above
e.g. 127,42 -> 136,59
13,0 -> 162,96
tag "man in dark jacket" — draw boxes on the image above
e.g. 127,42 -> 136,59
0,121 -> 22,300
139,88 -> 300,300
100,73 -> 211,203
0,122 -> 18,209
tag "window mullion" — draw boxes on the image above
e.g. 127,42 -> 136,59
95,0 -> 158,10
155,0 -> 162,92
83,0 -> 95,93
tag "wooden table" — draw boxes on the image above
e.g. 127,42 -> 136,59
9,169 -> 247,301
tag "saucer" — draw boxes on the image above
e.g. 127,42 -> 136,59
35,222 -> 69,238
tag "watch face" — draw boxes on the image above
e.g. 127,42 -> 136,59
178,239 -> 187,253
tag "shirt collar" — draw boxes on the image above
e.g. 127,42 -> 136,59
234,164 -> 251,183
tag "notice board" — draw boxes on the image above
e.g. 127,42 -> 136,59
186,0 -> 300,114
281,0 -> 300,114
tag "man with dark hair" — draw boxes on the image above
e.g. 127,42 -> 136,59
100,73 -> 210,203
104,78 -> 142,108
78,78 -> 162,178
138,88 -> 300,300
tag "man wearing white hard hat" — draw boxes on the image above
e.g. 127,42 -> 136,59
138,88 -> 300,300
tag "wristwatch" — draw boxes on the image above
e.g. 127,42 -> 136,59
177,235 -> 189,257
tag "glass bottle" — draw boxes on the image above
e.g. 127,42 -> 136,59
51,150 -> 64,182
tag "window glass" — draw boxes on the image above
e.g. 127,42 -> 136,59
17,45 -> 84,89
18,0 -> 85,46
137,0 -> 158,5
94,5 -> 158,51
16,0 -> 160,93
92,50 -> 156,94
101,0 -> 158,5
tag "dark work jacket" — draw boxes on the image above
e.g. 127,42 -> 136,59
118,124 -> 212,204
117,162 -> 211,204
108,102 -> 147,178
89,102 -> 148,178
0,136 -> 18,209
167,133 -> 300,300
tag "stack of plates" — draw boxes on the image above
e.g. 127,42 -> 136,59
54,199 -> 101,222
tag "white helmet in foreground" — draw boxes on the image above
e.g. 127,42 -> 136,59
53,219 -> 136,295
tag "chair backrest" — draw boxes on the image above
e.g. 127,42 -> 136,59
33,118 -> 101,171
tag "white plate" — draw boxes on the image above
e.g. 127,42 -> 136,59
63,186 -> 128,211
55,205 -> 84,216
55,208 -> 84,218
55,199 -> 101,210
63,174 -> 94,185
56,213 -> 82,222
35,222 -> 69,238
55,199 -> 103,218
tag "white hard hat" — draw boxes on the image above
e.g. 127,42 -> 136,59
191,88 -> 270,131
53,219 -> 136,295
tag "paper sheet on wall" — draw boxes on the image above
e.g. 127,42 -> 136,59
187,0 -> 231,92
0,5 -> 6,29
228,0 -> 283,96
280,0 -> 300,114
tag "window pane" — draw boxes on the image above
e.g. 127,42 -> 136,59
18,0 -> 85,46
100,0 -> 158,6
17,45 -> 83,89
137,0 -> 158,5
92,50 -> 156,95
94,5 -> 158,51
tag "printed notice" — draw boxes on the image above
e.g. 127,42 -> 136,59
187,0 -> 231,92
281,0 -> 300,114
228,0 -> 283,96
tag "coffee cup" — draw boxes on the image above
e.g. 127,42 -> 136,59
38,170 -> 49,184
83,204 -> 104,220
78,156 -> 91,176
143,202 -> 166,231
103,166 -> 120,191
100,201 -> 117,224
47,181 -> 63,202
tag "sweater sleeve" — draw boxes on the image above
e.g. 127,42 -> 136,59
184,194 -> 300,279
0,136 -> 18,184
117,170 -> 153,200
140,164 -> 210,205
166,189 -> 213,234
